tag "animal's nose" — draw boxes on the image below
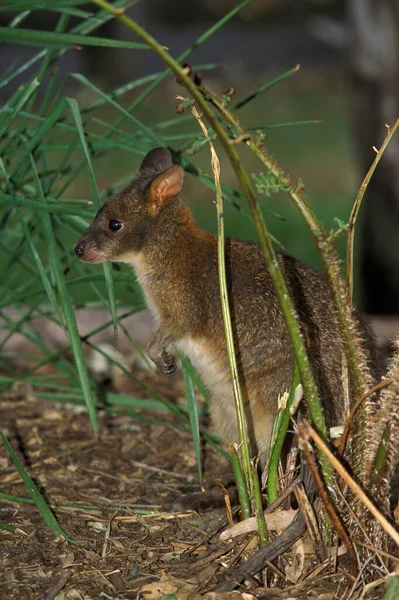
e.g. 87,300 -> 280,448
74,241 -> 85,257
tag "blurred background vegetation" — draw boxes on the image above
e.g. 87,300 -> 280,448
0,0 -> 365,305
1,0 -> 398,401
2,0 -> 397,314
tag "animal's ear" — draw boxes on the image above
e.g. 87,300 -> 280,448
139,147 -> 173,175
147,166 -> 185,214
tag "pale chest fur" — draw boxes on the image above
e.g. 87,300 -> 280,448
176,338 -> 229,392
128,258 -> 160,322
176,336 -> 275,463
176,337 -> 239,444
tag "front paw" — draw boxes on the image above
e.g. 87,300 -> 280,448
159,351 -> 176,375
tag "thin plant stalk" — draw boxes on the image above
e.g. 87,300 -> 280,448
267,362 -> 301,505
252,460 -> 269,546
233,64 -> 300,112
189,103 -> 267,544
230,446 -> 251,520
346,118 -> 399,303
300,421 -> 399,548
299,425 -> 359,577
188,103 -> 254,506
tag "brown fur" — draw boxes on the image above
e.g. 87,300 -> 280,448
75,147 -> 378,463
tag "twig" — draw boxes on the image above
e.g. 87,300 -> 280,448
216,515 -> 307,591
293,482 -> 325,562
220,508 -> 297,540
298,423 -> 359,577
214,481 -> 234,528
267,362 -> 301,504
301,421 -> 399,548
129,459 -> 189,480
187,101 -> 253,490
187,104 -> 252,485
347,119 -> 399,303
354,540 -> 399,564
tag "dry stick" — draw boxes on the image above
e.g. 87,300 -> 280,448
298,423 -> 359,578
90,0 -> 334,494
264,476 -> 301,514
293,482 -> 325,562
220,508 -> 296,541
213,481 -> 234,528
347,119 -> 399,304
217,516 -> 307,592
354,540 -> 399,564
301,421 -> 399,548
337,378 -> 394,456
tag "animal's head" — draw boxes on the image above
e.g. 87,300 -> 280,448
74,147 -> 185,264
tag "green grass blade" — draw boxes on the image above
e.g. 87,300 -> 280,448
0,309 -> 78,380
177,352 -> 210,405
81,64 -> 218,114
0,522 -> 17,533
0,429 -> 78,545
0,306 -> 36,352
13,97 -> 68,181
0,26 -> 149,50
267,362 -> 301,505
0,77 -> 39,136
233,64 -> 300,111
0,0 -> 86,9
385,577 -> 399,600
50,7 -> 94,18
8,9 -> 31,27
66,98 -> 100,206
106,0 -> 252,130
84,339 -> 187,422
29,153 -> 98,431
0,1 -> 138,91
72,74 -> 163,145
67,97 -> 118,338
179,352 -> 203,488
18,216 -> 64,324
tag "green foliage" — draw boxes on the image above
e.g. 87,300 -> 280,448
385,577 -> 399,599
0,0 -> 254,535
0,428 -> 78,544
252,171 -> 291,196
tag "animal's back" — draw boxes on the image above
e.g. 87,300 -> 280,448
189,237 -> 377,459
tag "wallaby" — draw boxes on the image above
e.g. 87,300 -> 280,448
75,147 -> 379,464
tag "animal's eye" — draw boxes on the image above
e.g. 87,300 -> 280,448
108,220 -> 123,232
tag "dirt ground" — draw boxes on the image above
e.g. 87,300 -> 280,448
0,363 -> 385,600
